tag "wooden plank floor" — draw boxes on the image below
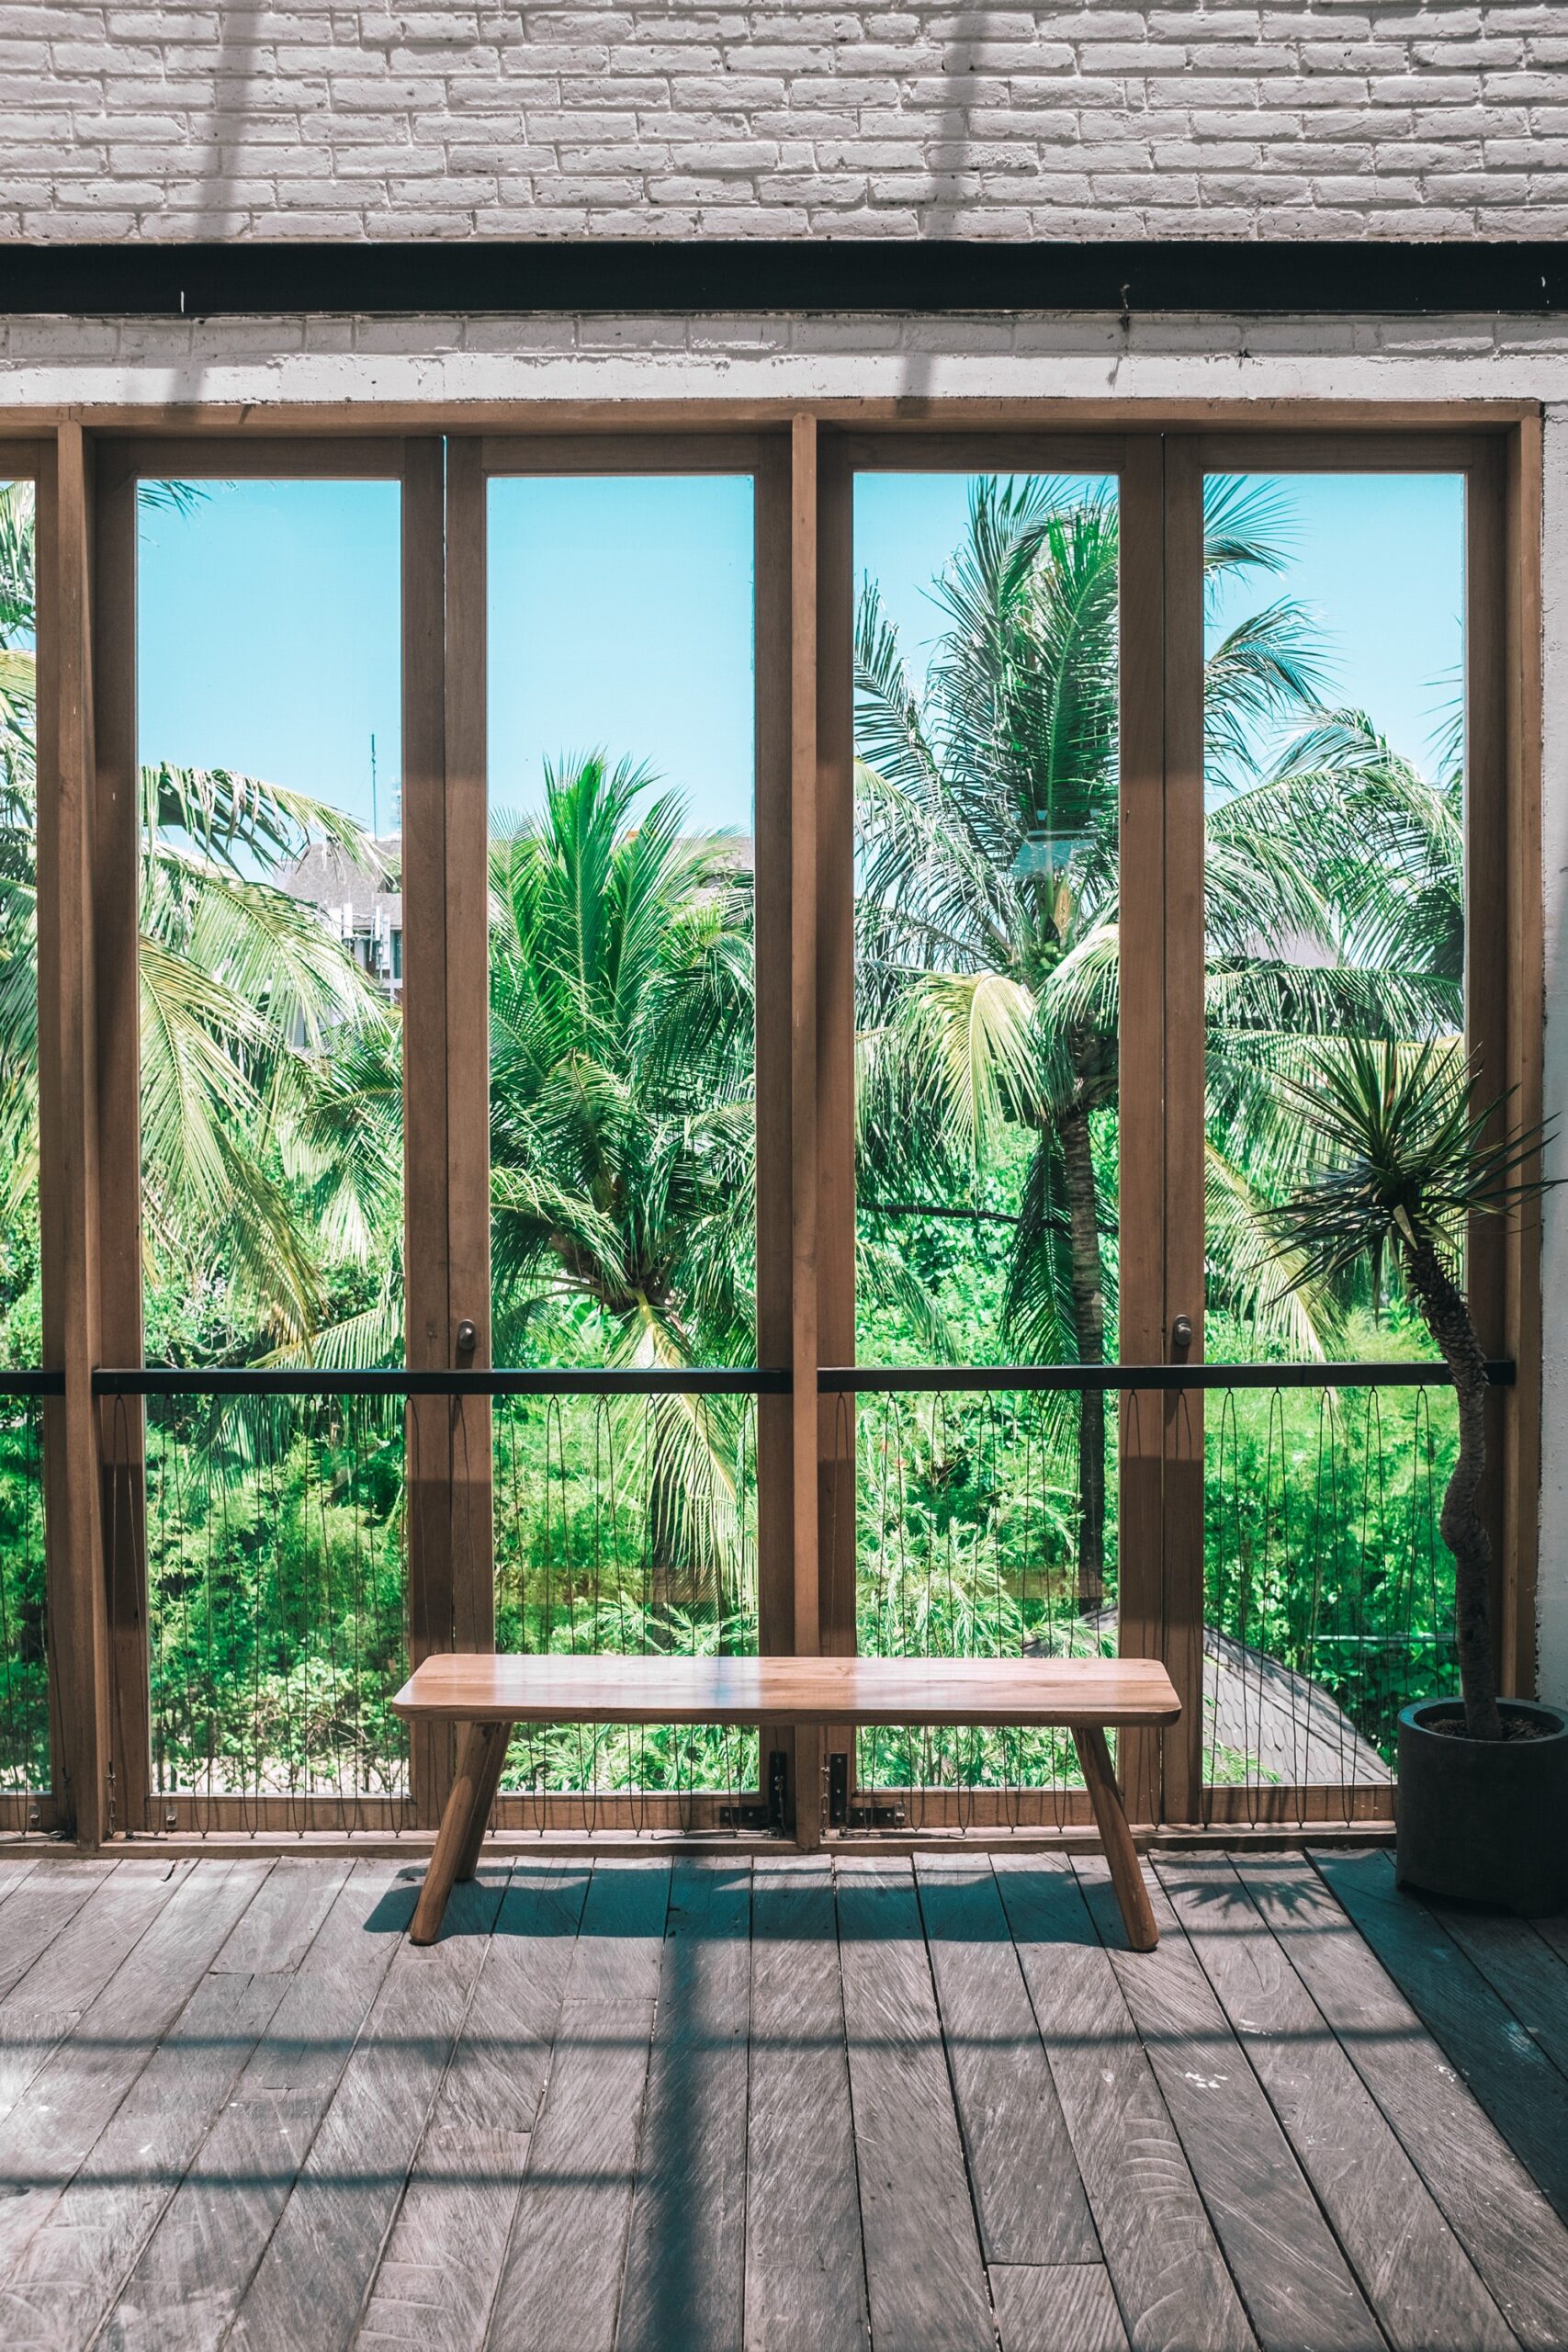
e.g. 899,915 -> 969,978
0,1849 -> 1565,2352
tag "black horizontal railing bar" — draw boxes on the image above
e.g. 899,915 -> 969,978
0,1369 -> 63,1396
819,1360 -> 1516,1393
87,1360 -> 1515,1398
92,1366 -> 790,1397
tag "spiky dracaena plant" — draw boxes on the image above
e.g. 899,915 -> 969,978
1268,1039 -> 1551,1741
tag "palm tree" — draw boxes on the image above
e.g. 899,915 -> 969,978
1268,1040 -> 1549,1740
488,753 -> 756,1601
852,475 -> 1454,1610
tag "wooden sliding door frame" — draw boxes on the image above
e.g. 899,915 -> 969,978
815,429 -> 1179,1827
84,438 -> 416,1837
457,427 -> 797,1823
403,434 -> 467,1826
22,428 -> 112,1843
1168,426 -> 1540,1817
815,417 -> 1543,1832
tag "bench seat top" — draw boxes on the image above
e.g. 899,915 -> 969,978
392,1652 -> 1181,1729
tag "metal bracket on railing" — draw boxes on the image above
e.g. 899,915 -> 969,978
828,1751 -> 849,1830
719,1750 -> 791,1835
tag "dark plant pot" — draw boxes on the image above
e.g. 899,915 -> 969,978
1396,1698 -> 1568,1916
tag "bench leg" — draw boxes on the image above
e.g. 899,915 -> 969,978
455,1719 -> 512,1883
1073,1725 -> 1158,1952
411,1720 -> 509,1946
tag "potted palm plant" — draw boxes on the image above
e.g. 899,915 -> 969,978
1269,1038 -> 1567,1915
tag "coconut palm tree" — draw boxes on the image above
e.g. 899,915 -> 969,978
852,475 -> 1461,1610
488,752 -> 757,1600
1268,1039 -> 1550,1740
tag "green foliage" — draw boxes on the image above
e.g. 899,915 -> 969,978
144,1397 -> 409,1802
0,1401 -> 46,1796
1203,1308 -> 1461,1770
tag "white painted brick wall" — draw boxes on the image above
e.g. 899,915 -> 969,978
0,2 -> 1565,242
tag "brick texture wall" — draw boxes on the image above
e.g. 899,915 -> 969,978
1,3 -> 1564,243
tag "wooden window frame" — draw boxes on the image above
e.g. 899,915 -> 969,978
15,402 -> 1542,1850
1166,430 -> 1541,1822
818,420 -> 1542,1833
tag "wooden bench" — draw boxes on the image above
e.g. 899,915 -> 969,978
390,1653 -> 1180,1951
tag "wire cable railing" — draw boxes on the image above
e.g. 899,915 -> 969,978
0,1357 -> 1506,1841
0,1382 -> 50,1831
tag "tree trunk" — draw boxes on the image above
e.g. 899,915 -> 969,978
1060,1099 -> 1106,1615
1401,1230 -> 1504,1742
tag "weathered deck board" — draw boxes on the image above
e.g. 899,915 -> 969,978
1314,1848 -> 1568,2221
0,1966 -> 294,2350
0,1862 -> 186,2133
224,1871 -> 506,2352
0,1871 -> 349,2347
914,1857 -> 1097,2265
0,1857 -> 119,2000
1076,1856 -> 1383,2350
617,1860 -> 751,2352
486,1861 -> 671,2352
100,1860 -> 410,2352
208,1858 -> 348,1976
837,1858 -> 997,2352
0,1848 -> 1561,2352
996,1858 -> 1258,2352
0,1860 -> 267,2281
1415,1893 -> 1568,2084
1238,1854 -> 1568,2352
1159,1855 -> 1516,2352
1533,1910 -> 1568,1969
743,1860 -> 870,2352
355,2124 -> 533,2352
436,1860 -> 592,2133
988,2264 -> 1131,2352
356,1861 -> 588,2352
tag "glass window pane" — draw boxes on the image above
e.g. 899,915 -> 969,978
1201,472 -> 1466,1793
485,474 -> 759,1806
136,478 -> 408,1815
852,470 -> 1122,1803
0,472 -> 47,1810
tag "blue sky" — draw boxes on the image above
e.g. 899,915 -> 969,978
1201,471 -> 1464,770
855,469 -> 1465,775
137,478 -> 403,834
135,469 -> 1466,831
487,475 -> 755,836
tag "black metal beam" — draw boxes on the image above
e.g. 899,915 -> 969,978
93,1365 -> 790,1397
88,1359 -> 1513,1397
821,1361 -> 1516,1392
3,241 -> 1564,320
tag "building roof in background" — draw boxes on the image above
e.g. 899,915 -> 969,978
281,831 -> 750,933
282,839 -> 401,933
